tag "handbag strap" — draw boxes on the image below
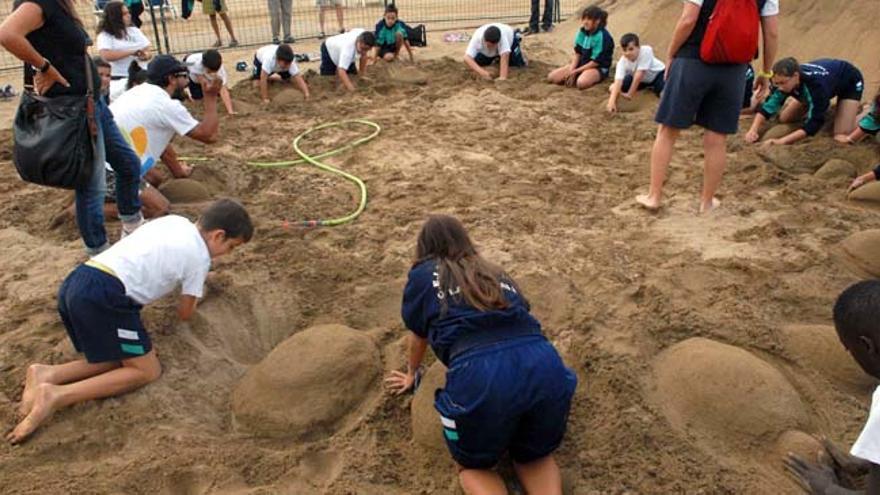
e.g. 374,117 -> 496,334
84,54 -> 98,144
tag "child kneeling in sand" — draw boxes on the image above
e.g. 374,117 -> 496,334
784,281 -> 880,492
7,199 -> 253,444
464,23 -> 527,81
548,5 -> 612,90
386,215 -> 577,495
606,33 -> 665,113
320,29 -> 377,92
252,43 -> 310,104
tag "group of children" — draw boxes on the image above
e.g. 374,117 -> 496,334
6,4 -> 880,495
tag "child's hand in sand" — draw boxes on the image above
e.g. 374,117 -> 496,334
384,369 -> 416,395
564,72 -> 577,88
606,100 -> 617,113
821,437 -> 871,475
744,130 -> 760,143
784,454 -> 839,494
849,172 -> 876,193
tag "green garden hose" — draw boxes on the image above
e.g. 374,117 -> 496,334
247,119 -> 379,227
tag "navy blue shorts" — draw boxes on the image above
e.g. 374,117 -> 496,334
838,65 -> 864,102
655,57 -> 747,135
473,32 -> 527,68
320,42 -> 357,76
433,335 -> 577,469
58,265 -> 150,363
378,43 -> 398,58
622,71 -> 665,96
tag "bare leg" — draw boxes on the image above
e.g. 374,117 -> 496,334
7,351 -> 161,444
700,130 -> 727,214
319,6 -> 326,34
19,361 -> 118,416
575,69 -> 601,90
834,99 -> 862,136
778,99 -> 804,124
459,467 -> 508,495
547,66 -> 570,84
335,5 -> 344,32
209,14 -> 222,45
636,124 -> 680,210
513,455 -> 563,495
220,13 -> 237,42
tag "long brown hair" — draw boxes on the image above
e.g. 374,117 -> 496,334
415,214 -> 525,312
98,1 -> 127,38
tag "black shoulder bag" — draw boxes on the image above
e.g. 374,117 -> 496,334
12,55 -> 97,189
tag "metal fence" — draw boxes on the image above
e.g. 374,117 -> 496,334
0,0 -> 581,72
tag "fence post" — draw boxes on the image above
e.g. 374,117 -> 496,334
146,1 -> 164,53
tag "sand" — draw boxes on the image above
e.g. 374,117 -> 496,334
0,2 -> 879,493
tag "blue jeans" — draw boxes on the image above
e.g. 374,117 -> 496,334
76,98 -> 142,254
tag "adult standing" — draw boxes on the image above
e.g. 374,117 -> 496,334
317,0 -> 344,39
268,0 -> 294,44
635,0 -> 779,214
97,1 -> 152,101
0,0 -> 144,254
524,0 -> 553,35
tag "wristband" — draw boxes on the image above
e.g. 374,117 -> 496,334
756,70 -> 773,78
38,58 -> 51,73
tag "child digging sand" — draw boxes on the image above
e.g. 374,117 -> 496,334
547,5 -> 612,91
7,199 -> 253,444
386,214 -> 577,495
785,280 -> 880,492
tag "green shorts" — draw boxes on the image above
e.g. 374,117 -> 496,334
203,0 -> 227,15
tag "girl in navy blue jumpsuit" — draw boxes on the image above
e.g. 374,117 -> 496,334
386,215 -> 577,495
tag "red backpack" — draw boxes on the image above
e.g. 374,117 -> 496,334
699,0 -> 763,64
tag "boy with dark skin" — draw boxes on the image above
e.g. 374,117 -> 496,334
785,280 -> 880,494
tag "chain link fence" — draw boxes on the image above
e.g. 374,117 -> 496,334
0,0 -> 581,72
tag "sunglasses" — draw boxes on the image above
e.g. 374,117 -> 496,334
174,72 -> 189,78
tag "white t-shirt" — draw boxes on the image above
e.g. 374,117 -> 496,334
852,386 -> 880,464
325,28 -> 365,69
686,0 -> 780,16
109,83 -> 199,173
614,45 -> 666,83
255,45 -> 301,77
466,23 -> 515,59
92,215 -> 211,304
96,27 -> 151,77
185,52 -> 229,86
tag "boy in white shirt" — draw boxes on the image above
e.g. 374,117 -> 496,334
784,280 -> 880,492
185,49 -> 235,115
464,23 -> 527,81
7,199 -> 253,444
251,44 -> 310,104
319,29 -> 377,92
606,33 -> 666,113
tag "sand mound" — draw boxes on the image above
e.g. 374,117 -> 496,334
158,178 -> 212,203
838,230 -> 880,277
848,182 -> 880,204
616,92 -> 655,113
649,338 -> 809,452
773,430 -> 822,463
779,325 -> 875,392
387,64 -> 429,85
411,361 -> 447,453
815,159 -> 857,180
273,88 -> 306,105
232,324 -> 381,439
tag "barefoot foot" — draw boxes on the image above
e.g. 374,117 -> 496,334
7,383 -> 59,444
19,364 -> 51,418
699,197 -> 721,215
635,194 -> 662,211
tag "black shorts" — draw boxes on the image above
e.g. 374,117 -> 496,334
839,65 -> 865,101
58,265 -> 150,363
473,31 -> 527,68
251,56 -> 292,81
320,42 -> 357,76
622,72 -> 665,95
188,79 -> 203,99
655,57 -> 747,135
378,43 -> 398,58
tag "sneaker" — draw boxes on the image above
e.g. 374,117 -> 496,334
229,39 -> 239,48
318,31 -> 326,39
522,26 -> 538,36
542,25 -> 554,33
283,35 -> 295,43
121,217 -> 146,239
272,36 -> 280,44
211,39 -> 222,48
